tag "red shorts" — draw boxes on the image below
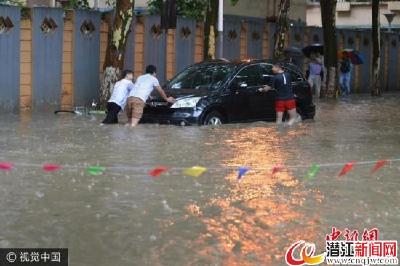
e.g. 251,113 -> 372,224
275,99 -> 296,112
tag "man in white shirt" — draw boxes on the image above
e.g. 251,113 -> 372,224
102,70 -> 134,124
126,65 -> 175,127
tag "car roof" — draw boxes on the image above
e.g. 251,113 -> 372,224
194,59 -> 301,71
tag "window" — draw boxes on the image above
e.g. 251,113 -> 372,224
259,64 -> 274,85
285,68 -> 303,82
235,65 -> 260,87
169,64 -> 236,90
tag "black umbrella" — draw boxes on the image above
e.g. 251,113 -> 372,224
284,46 -> 303,57
302,44 -> 324,58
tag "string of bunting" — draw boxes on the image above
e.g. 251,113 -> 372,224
0,158 -> 397,180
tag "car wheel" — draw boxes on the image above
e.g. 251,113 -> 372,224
203,111 -> 225,126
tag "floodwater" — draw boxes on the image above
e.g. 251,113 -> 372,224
0,94 -> 399,266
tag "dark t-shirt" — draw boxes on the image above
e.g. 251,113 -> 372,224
271,72 -> 294,100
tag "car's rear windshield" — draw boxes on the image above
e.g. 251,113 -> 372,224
168,64 -> 236,90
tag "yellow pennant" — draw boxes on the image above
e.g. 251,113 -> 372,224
183,166 -> 207,177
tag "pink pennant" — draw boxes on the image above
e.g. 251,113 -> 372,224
272,165 -> 284,175
371,160 -> 388,173
43,163 -> 61,172
338,161 -> 356,177
0,162 -> 13,171
149,167 -> 168,177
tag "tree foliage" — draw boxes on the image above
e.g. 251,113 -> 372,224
148,0 -> 208,20
63,0 -> 90,10
0,0 -> 26,6
147,0 -> 238,21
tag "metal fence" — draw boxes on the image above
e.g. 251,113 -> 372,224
0,5 -> 399,112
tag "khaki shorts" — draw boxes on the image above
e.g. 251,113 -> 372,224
126,97 -> 145,119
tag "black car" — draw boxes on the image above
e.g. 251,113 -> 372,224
142,59 -> 315,126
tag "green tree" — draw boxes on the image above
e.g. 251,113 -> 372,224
148,0 -> 208,20
62,0 -> 90,10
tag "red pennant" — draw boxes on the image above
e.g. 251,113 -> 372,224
43,163 -> 61,172
149,167 -> 168,177
0,162 -> 13,171
272,165 -> 284,175
338,161 -> 356,177
371,160 -> 388,173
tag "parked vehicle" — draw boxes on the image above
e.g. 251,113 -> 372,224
142,59 -> 316,126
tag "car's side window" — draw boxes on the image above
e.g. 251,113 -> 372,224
235,65 -> 260,87
259,64 -> 274,86
285,68 -> 303,82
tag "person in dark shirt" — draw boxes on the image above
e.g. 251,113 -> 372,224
259,63 -> 298,125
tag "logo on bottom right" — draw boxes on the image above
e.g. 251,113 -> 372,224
286,227 -> 398,266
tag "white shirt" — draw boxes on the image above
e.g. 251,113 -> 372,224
128,74 -> 160,102
109,79 -> 134,110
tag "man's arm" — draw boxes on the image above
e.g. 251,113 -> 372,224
259,85 -> 274,92
155,86 -> 175,103
259,76 -> 275,92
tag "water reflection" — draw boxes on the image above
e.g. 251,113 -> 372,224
185,127 -> 324,265
1,94 -> 400,265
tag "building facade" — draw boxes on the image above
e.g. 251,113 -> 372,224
21,0 -> 308,22
307,1 -> 400,29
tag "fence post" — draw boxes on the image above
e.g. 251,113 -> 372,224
61,10 -> 74,108
20,12 -> 32,110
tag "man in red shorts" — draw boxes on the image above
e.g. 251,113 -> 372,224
259,63 -> 298,126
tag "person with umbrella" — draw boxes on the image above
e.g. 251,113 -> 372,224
283,47 -> 302,67
338,49 -> 364,96
303,44 -> 324,99
307,53 -> 324,99
339,56 -> 352,96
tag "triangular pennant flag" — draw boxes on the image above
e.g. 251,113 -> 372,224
183,166 -> 207,177
272,164 -> 284,175
304,164 -> 320,180
86,166 -> 106,176
237,167 -> 250,180
149,167 -> 168,177
338,161 -> 356,177
43,163 -> 61,172
371,160 -> 388,173
0,162 -> 13,171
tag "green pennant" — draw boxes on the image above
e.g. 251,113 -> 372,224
305,164 -> 320,180
86,166 -> 106,176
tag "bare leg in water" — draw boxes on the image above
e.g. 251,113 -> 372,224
287,108 -> 298,126
129,118 -> 140,127
276,112 -> 284,125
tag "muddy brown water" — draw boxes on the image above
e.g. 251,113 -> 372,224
0,94 -> 399,266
